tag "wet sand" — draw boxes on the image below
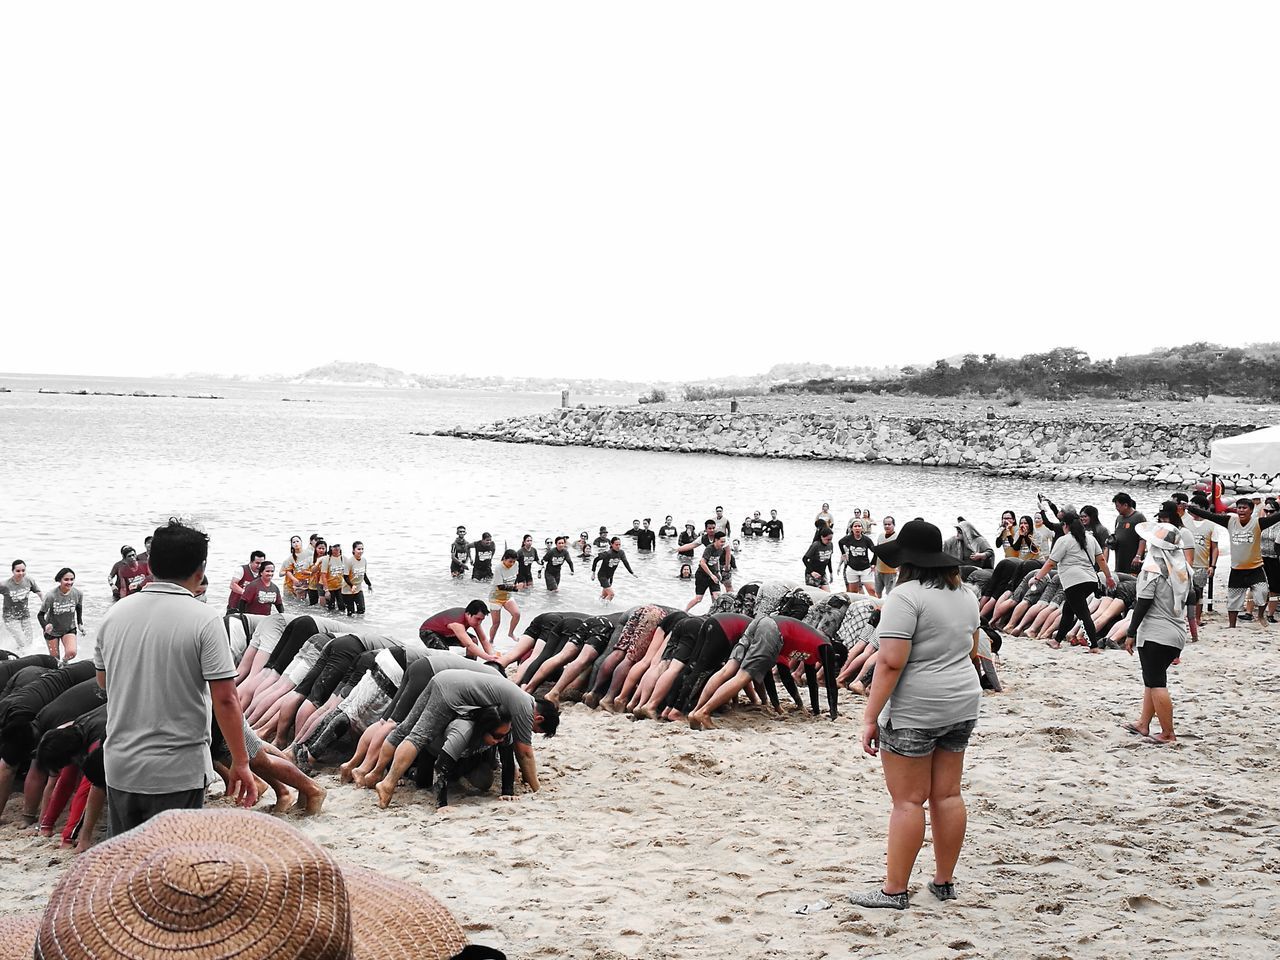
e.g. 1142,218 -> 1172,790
2,615 -> 1278,959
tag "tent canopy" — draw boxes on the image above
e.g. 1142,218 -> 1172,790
1210,425 -> 1280,477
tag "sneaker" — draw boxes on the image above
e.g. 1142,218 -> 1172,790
1240,613 -> 1255,622
1269,615 -> 1278,624
849,888 -> 909,910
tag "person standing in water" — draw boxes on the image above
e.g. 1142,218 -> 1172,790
238,562 -> 284,615
542,536 -> 575,592
319,543 -> 345,612
2,560 -> 42,650
38,568 -> 83,662
516,535 -> 541,590
342,541 -> 372,615
633,520 -> 657,552
765,510 -> 785,540
470,532 -> 497,582
227,551 -> 265,613
306,539 -> 327,605
449,526 -> 471,578
116,547 -> 151,599
592,537 -> 636,602
659,517 -> 678,538
282,536 -> 309,600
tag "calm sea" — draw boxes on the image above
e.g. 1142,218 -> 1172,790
1,373 -> 1125,653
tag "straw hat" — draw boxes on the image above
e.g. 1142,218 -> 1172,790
0,913 -> 41,960
27,809 -> 484,960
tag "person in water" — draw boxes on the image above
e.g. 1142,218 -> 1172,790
489,550 -> 523,640
115,547 -> 150,599
449,526 -> 470,578
632,519 -> 657,552
515,535 -> 541,589
686,530 -> 728,612
38,569 -> 84,662
542,535 -> 575,592
419,600 -> 497,661
2,560 -> 43,650
227,550 -> 266,612
282,536 -> 310,599
470,532 -> 497,581
802,530 -> 834,588
341,541 -> 372,615
592,537 -> 636,602
765,510 -> 785,540
238,562 -> 284,615
306,539 -> 327,605
659,517 -> 678,538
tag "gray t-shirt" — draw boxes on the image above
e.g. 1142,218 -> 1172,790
1135,574 -> 1189,651
94,581 -> 237,793
874,580 -> 981,729
1,577 -> 40,619
1050,534 -> 1104,591
422,669 -> 535,746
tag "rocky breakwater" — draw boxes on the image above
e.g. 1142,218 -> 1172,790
428,406 -> 1266,491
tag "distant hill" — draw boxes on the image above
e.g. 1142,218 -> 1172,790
775,343 -> 1280,401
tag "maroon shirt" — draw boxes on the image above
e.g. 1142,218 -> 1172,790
117,560 -> 151,598
226,564 -> 256,612
239,579 -> 283,615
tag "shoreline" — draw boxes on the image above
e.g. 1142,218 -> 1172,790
428,394 -> 1279,493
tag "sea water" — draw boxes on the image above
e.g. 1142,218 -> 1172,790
1,373 -> 1127,653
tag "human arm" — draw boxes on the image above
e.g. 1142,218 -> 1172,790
565,554 -> 574,574
208,679 -> 258,807
1260,512 -> 1280,531
698,556 -> 719,584
1094,543 -> 1115,589
1123,597 -> 1155,653
860,635 -> 910,756
37,593 -> 52,632
75,598 -> 84,629
514,741 -> 539,791
620,551 -> 635,576
1187,504 -> 1232,528
448,622 -> 498,661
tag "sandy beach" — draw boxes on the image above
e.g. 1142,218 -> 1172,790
2,615 -> 1278,959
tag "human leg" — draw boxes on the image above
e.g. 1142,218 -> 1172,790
544,645 -> 598,703
375,740 -> 421,808
880,749 -> 933,895
928,747 -> 968,885
689,666 -> 752,730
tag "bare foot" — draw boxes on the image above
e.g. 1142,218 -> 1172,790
1146,733 -> 1176,745
1123,722 -> 1149,737
688,710 -> 715,730
849,681 -> 866,696
339,761 -> 356,783
38,826 -> 53,838
374,779 -> 395,809
544,690 -> 561,707
600,697 -> 618,712
582,692 -> 600,709
59,839 -> 74,849
632,705 -> 656,720
300,785 -> 327,815
665,709 -> 683,723
1044,640 -> 1061,649
271,786 -> 295,814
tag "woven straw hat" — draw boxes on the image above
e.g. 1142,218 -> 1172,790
31,809 -> 477,960
0,913 -> 41,960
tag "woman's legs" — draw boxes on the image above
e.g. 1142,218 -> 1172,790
347,720 -> 395,785
1056,584 -> 1100,648
502,600 -> 520,639
880,751 -> 933,894
928,749 -> 968,884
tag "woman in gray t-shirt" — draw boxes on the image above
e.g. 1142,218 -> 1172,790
851,520 -> 982,912
1123,522 -> 1192,745
1035,509 -> 1115,651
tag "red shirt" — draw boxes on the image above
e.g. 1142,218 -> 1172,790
239,579 -> 283,615
226,564 -> 256,612
117,560 -> 151,598
774,616 -> 827,666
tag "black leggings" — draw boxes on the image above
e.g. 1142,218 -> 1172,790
520,635 -> 572,689
668,621 -> 735,714
1138,642 -> 1179,688
341,592 -> 366,616
1055,582 -> 1101,646
306,636 -> 365,706
381,659 -> 437,723
265,617 -> 319,673
986,559 -> 1038,600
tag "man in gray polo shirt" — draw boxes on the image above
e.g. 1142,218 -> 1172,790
95,519 -> 258,836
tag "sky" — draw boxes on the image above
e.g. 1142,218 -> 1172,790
2,3 -> 1276,380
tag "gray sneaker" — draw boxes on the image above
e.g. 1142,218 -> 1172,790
849,888 -> 909,910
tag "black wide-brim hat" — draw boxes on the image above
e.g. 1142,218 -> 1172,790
872,519 -> 957,569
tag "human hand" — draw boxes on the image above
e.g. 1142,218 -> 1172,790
225,761 -> 259,808
1123,636 -> 1135,654
1106,576 -> 1115,589
860,720 -> 879,757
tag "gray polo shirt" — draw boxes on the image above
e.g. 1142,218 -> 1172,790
423,669 -> 535,746
94,581 -> 237,794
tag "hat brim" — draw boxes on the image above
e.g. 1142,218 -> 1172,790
0,914 -> 40,960
873,541 -> 958,569
1135,521 -> 1180,550
344,867 -> 477,960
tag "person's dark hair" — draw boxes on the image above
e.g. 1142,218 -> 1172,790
555,536 -> 567,546
1059,508 -> 1089,551
465,599 -> 490,617
258,562 -> 275,575
249,550 -> 266,562
148,519 -> 210,581
54,567 -> 76,584
0,721 -> 36,767
144,536 -> 153,547
1171,492 -> 1189,505
736,583 -> 760,599
534,697 -> 560,737
1266,497 -> 1279,511
1236,497 -> 1254,509
713,531 -> 726,542
522,535 -> 532,543
352,541 -> 363,550
1113,492 -> 1136,508
704,520 -> 716,529
35,726 -> 83,776
502,549 -> 518,561
1190,491 -> 1210,509
610,537 -> 622,546
472,705 -> 513,736
1080,505 -> 1101,528
1157,500 -> 1183,527
313,541 -> 327,560
10,560 -> 22,571
895,562 -> 961,590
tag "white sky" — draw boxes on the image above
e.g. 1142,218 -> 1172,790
2,3 -> 1276,380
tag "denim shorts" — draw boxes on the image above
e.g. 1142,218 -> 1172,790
879,719 -> 976,758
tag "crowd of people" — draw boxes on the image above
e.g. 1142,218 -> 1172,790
1,485 -> 1276,911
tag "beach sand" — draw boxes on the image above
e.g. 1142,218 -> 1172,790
2,616 -> 1278,958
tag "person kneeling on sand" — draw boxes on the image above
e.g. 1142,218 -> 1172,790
688,615 -> 787,730
372,670 -> 558,810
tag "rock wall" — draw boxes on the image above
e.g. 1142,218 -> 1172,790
430,407 -> 1267,491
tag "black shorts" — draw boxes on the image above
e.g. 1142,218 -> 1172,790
1138,641 -> 1179,688
450,560 -> 466,575
418,630 -> 453,651
694,571 -> 719,597
545,568 -> 562,590
1227,566 -> 1267,589
516,572 -> 534,586
581,629 -> 613,654
662,632 -> 698,664
598,572 -> 614,589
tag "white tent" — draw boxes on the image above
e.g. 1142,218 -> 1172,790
1210,425 -> 1280,478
